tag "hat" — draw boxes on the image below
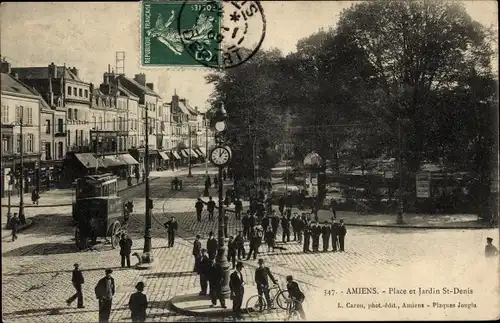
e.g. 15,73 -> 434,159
209,231 -> 214,236
236,261 -> 244,268
105,268 -> 113,274
258,258 -> 264,264
339,219 -> 344,223
487,237 -> 493,241
286,275 -> 293,281
201,248 -> 207,252
74,263 -> 79,267
135,282 -> 145,291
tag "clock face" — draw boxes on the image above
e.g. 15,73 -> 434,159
211,147 -> 230,166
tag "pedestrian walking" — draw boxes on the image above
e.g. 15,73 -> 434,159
242,212 -> 250,240
227,235 -> 237,269
128,282 -> 148,323
197,249 -> 210,295
213,175 -> 218,188
66,263 -> 85,308
322,223 -> 331,252
94,269 -> 115,323
207,231 -> 218,260
10,213 -> 20,241
234,231 -> 246,260
265,226 -> 275,252
135,170 -> 140,184
119,234 -> 133,268
271,212 -> 279,237
207,197 -> 216,221
331,220 -> 339,252
278,196 -> 285,215
291,214 -> 299,241
338,219 -> 347,251
31,188 -> 40,205
206,175 -> 212,188
208,258 -> 227,308
195,198 -> 204,222
281,215 -> 290,243
234,198 -> 243,220
230,261 -> 245,319
163,217 -> 178,247
261,214 -> 270,238
485,237 -> 498,258
246,226 -> 262,260
192,234 -> 202,272
254,259 -> 278,308
330,198 -> 337,219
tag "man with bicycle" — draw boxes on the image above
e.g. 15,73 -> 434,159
286,275 -> 306,320
254,259 -> 278,309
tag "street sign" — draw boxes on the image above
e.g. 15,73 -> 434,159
416,171 -> 431,198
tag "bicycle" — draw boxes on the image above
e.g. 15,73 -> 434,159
283,296 -> 301,321
246,283 -> 290,316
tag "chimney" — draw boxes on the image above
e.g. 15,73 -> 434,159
90,83 -> 94,95
134,73 -> 146,85
70,67 -> 79,78
13,73 -> 19,79
195,106 -> 198,113
48,62 -> 57,79
103,73 -> 109,85
146,83 -> 154,91
0,60 -> 11,74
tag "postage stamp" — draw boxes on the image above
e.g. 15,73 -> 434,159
142,0 -> 266,68
141,0 -> 222,67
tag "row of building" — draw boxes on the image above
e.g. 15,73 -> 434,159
0,59 -> 215,197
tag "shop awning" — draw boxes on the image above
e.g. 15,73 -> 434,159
190,149 -> 199,158
120,153 -> 139,165
158,151 -> 170,160
195,148 -> 205,157
199,147 -> 207,156
74,153 -> 104,169
102,155 -> 128,167
181,150 -> 189,158
171,151 -> 181,160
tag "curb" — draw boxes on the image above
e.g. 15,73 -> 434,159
1,218 -> 35,239
0,177 -> 160,208
167,296 -> 253,318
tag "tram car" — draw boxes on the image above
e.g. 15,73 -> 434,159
72,173 -> 134,250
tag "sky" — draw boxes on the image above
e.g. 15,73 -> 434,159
1,1 -> 498,110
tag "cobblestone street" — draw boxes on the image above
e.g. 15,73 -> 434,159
2,170 -> 499,322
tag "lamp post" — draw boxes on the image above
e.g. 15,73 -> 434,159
142,97 -> 153,264
12,111 -> 26,224
187,123 -> 193,177
397,119 -> 404,224
211,100 -> 230,298
205,124 -> 209,176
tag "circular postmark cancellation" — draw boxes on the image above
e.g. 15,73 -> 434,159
178,0 -> 266,69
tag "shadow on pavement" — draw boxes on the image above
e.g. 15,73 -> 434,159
24,213 -> 74,234
2,242 -> 78,257
141,271 -> 196,279
3,265 -> 126,276
148,300 -> 172,309
2,306 -> 97,317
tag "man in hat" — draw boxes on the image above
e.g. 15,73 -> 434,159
331,220 -> 339,252
207,258 -> 227,308
485,237 -> 499,258
195,198 -> 204,222
227,235 -> 237,269
207,196 -> 216,221
163,216 -> 178,248
286,275 -> 306,320
119,233 -> 133,268
230,261 -> 245,319
271,211 -> 280,237
206,231 -> 218,260
128,282 -> 148,323
241,212 -> 251,240
197,249 -> 210,295
192,234 -> 202,272
321,223 -> 331,252
234,231 -> 246,260
254,259 -> 278,308
303,224 -> 311,253
247,226 -> 262,260
338,219 -> 347,252
95,269 -> 116,323
281,215 -> 290,243
11,212 -> 20,241
234,198 -> 243,220
66,263 -> 85,308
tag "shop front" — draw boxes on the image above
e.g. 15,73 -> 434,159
39,160 -> 64,191
1,154 -> 42,197
170,150 -> 181,170
158,151 -> 170,170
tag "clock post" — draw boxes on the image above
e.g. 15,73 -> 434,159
209,101 -> 231,298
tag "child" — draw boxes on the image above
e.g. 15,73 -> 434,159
265,226 -> 275,252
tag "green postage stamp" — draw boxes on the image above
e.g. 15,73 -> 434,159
142,1 -> 223,67
142,0 -> 266,69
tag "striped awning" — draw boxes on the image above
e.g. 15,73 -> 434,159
171,151 -> 181,160
158,151 -> 169,160
194,148 -> 204,157
189,149 -> 199,157
120,153 -> 139,165
198,147 -> 207,156
181,150 -> 189,158
102,155 -> 127,167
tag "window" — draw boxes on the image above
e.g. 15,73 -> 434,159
2,136 -> 9,153
26,107 -> 33,125
118,117 -> 122,131
46,120 -> 51,134
73,87 -> 77,96
67,86 -> 71,95
57,142 -> 64,159
26,134 -> 34,152
79,89 -> 83,97
68,108 -> 72,119
84,89 -> 88,98
57,118 -> 64,133
92,116 -> 97,129
75,130 -> 79,148
113,119 -> 116,131
45,142 -> 51,160
80,130 -> 83,146
2,105 -> 8,123
15,105 -> 23,122
74,109 -> 78,120
67,129 -> 71,147
99,116 -> 103,130
16,134 -> 21,153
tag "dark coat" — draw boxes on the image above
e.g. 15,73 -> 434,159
229,270 -> 245,295
72,269 -> 84,285
242,215 -> 250,228
195,201 -> 204,212
119,237 -> 133,255
249,215 -> 256,228
287,281 -> 305,301
235,200 -> 243,213
192,239 -> 201,256
207,200 -> 216,212
339,224 -> 347,236
164,220 -> 178,233
261,217 -> 270,228
255,266 -> 277,287
331,223 -> 339,235
321,225 -> 331,238
95,276 -> 115,299
129,291 -> 148,321
234,235 -> 244,248
281,217 -> 290,232
196,254 -> 210,275
228,239 -> 237,255
207,237 -> 218,254
271,216 -> 280,229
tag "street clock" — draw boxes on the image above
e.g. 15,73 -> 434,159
210,146 -> 232,167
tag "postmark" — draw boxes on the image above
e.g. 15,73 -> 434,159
178,0 -> 267,69
141,1 -> 222,67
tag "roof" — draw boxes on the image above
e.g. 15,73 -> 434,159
1,73 -> 39,97
178,100 -> 198,116
118,75 -> 161,98
117,84 -> 139,99
11,66 -> 82,82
